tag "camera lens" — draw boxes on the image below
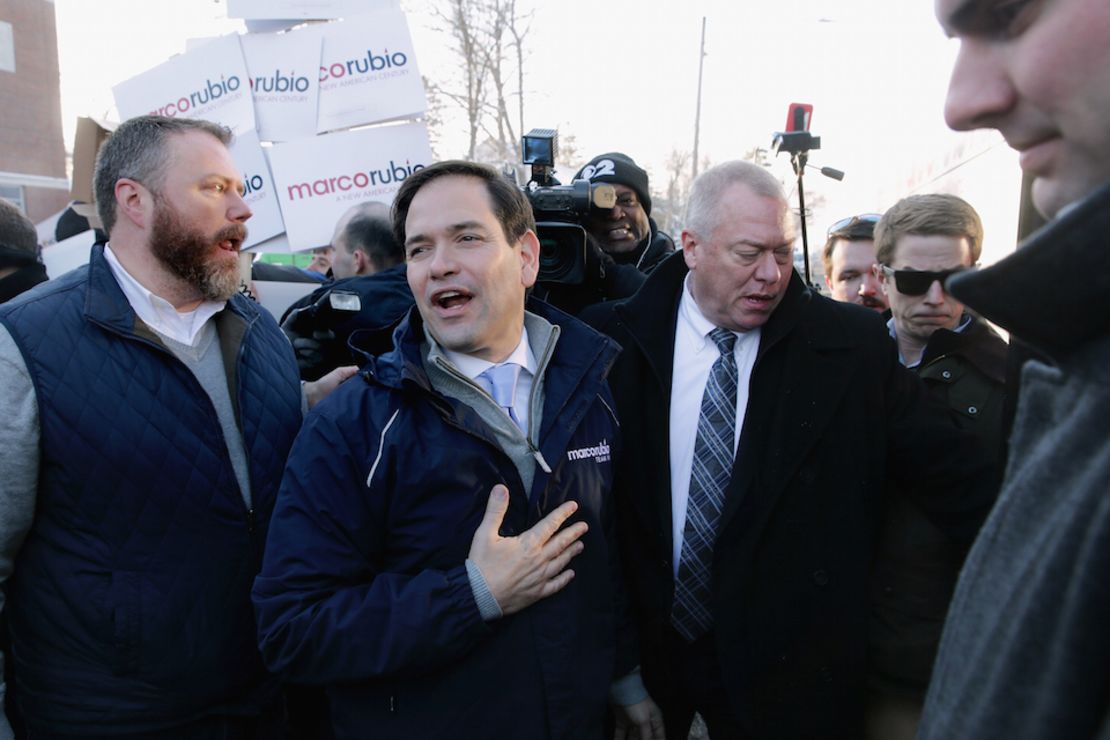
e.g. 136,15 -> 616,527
534,223 -> 588,285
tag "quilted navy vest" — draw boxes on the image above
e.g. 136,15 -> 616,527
0,247 -> 302,734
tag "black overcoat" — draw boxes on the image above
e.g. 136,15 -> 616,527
583,252 -> 995,739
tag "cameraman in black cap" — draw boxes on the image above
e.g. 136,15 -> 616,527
576,152 -> 675,274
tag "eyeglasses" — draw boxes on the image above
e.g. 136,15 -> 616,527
879,265 -> 974,295
827,213 -> 881,237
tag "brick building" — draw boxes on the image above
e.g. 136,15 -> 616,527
0,0 -> 69,222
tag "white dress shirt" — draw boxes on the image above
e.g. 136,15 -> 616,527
104,245 -> 226,347
442,325 -> 537,434
669,275 -> 760,577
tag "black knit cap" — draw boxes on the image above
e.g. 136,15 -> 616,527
574,152 -> 652,215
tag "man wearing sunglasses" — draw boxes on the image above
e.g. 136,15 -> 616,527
821,213 -> 886,312
874,195 -> 1001,370
866,193 -> 1008,740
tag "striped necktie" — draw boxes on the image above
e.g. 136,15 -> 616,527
671,327 -> 738,641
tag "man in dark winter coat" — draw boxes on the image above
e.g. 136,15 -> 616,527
253,161 -> 664,740
866,193 -> 1009,740
0,116 -> 350,739
583,160 -> 996,740
917,2 -> 1110,738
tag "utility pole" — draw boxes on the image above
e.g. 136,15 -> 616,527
692,16 -> 707,179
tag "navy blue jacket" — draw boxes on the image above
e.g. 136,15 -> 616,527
253,300 -> 626,740
0,246 -> 302,734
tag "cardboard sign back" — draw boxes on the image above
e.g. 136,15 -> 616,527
70,117 -> 116,229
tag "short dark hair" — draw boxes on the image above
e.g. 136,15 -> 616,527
0,199 -> 38,267
343,208 -> 404,270
93,115 -> 232,233
821,218 -> 877,278
875,194 -> 983,266
390,160 -> 535,248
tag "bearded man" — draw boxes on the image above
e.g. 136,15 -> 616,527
0,116 -> 351,739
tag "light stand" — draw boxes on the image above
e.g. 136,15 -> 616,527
772,131 -> 844,288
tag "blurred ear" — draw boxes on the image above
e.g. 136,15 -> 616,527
518,230 -> 540,288
681,229 -> 700,270
353,249 -> 370,275
115,178 -> 154,230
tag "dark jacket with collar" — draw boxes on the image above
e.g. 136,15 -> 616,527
582,252 -> 996,739
279,263 -> 415,380
919,182 -> 1110,740
0,245 -> 302,734
869,314 -> 1009,696
253,299 -> 627,740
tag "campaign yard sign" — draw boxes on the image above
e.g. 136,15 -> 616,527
266,121 -> 432,250
228,130 -> 285,249
316,9 -> 426,133
113,35 -> 256,136
227,0 -> 397,20
240,29 -> 322,142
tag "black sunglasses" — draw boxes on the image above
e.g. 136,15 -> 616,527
827,213 -> 881,237
879,265 -> 974,295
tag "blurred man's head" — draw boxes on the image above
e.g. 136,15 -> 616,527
0,199 -> 39,279
94,116 -> 250,305
822,214 -> 885,311
575,152 -> 652,255
306,246 -> 333,276
875,194 -> 982,358
392,160 -> 539,363
682,161 -> 796,333
330,201 -> 402,279
938,0 -> 1110,219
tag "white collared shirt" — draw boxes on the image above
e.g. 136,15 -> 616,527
442,325 -> 537,434
104,245 -> 225,347
669,274 -> 760,577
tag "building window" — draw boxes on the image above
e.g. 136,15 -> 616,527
0,185 -> 26,213
0,22 -> 14,73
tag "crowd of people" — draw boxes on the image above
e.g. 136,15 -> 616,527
0,0 -> 1107,738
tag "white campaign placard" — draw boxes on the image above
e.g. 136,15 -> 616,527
229,131 -> 286,249
251,281 -> 317,323
316,9 -> 426,133
113,35 -> 255,135
267,122 -> 433,250
42,231 -> 96,280
247,232 -> 293,254
240,29 -> 322,142
227,0 -> 396,20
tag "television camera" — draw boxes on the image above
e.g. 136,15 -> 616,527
519,128 -> 616,285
